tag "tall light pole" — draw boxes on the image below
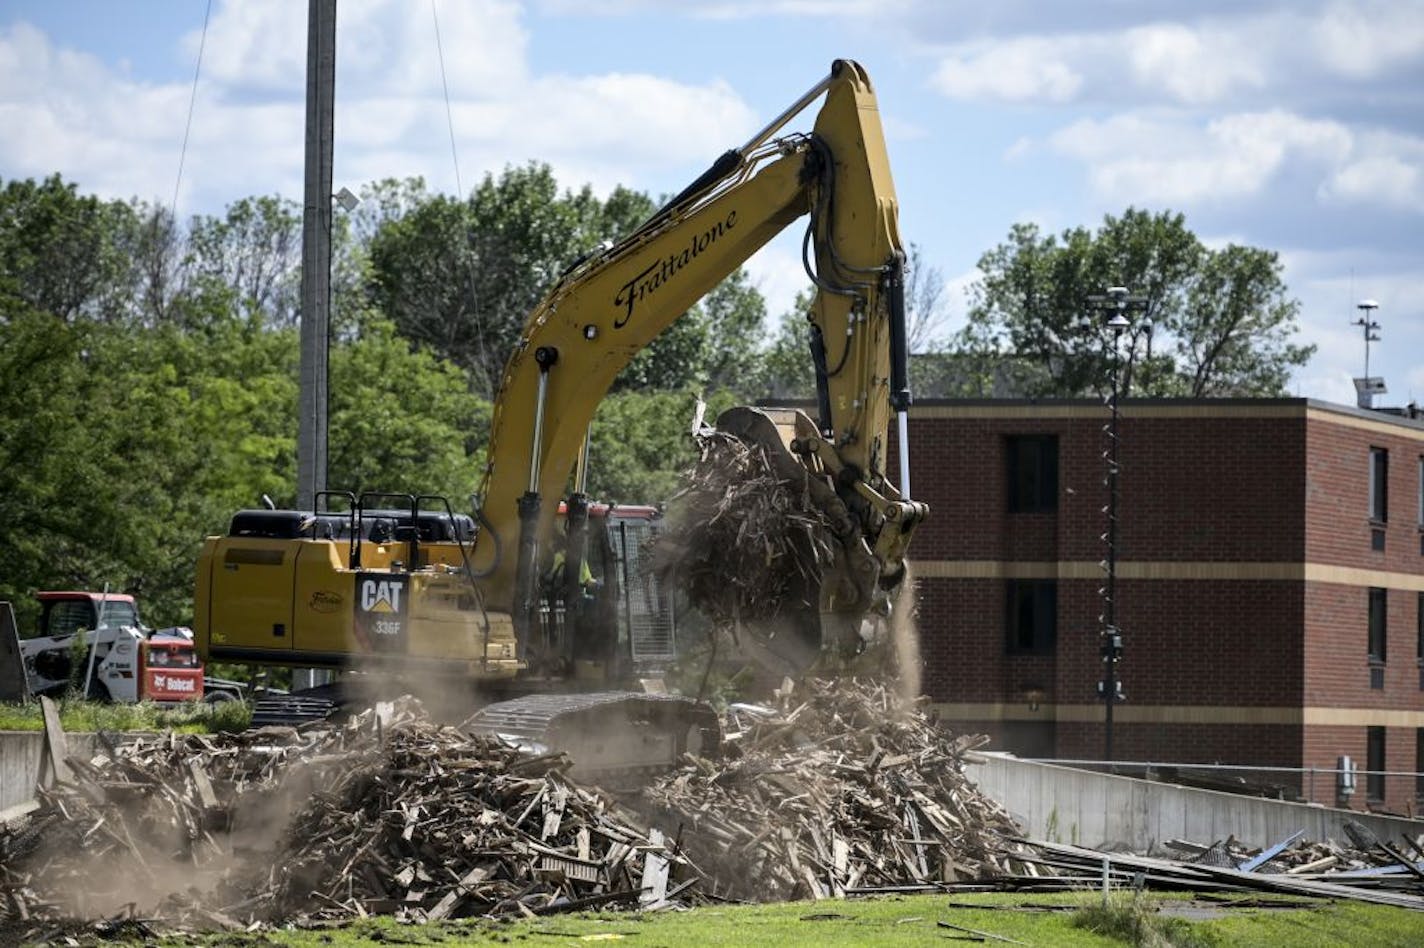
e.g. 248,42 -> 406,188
1088,286 -> 1147,763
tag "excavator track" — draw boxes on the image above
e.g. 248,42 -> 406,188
466,692 -> 721,785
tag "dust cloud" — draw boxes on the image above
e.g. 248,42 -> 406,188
887,561 -> 921,705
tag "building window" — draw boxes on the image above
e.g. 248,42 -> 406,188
1367,726 -> 1386,802
1007,435 -> 1058,513
1369,447 -> 1388,522
1418,592 -> 1424,690
1369,587 -> 1388,663
1417,728 -> 1424,805
1006,580 -> 1057,654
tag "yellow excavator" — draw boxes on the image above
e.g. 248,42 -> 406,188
194,60 -> 927,776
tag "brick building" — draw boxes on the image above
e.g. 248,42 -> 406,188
897,398 -> 1424,813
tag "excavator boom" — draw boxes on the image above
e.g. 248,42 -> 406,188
476,60 -> 925,658
194,60 -> 926,772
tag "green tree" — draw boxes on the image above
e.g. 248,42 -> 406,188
757,291 -> 817,400
585,389 -> 738,504
0,284 -> 300,626
185,195 -> 303,328
618,309 -> 711,392
955,208 -> 1312,397
367,165 -> 659,397
904,243 -> 950,355
702,268 -> 768,397
1178,245 -> 1313,396
0,175 -> 137,323
328,315 -> 490,502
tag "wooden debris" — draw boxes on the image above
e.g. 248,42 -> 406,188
629,677 -> 1031,902
0,697 -> 694,936
654,430 -> 837,624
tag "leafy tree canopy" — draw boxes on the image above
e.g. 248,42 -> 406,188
955,208 -> 1314,397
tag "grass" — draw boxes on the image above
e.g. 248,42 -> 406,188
1072,892 -> 1215,947
157,891 -> 1424,947
0,696 -> 250,734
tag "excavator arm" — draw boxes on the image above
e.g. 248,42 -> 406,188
194,59 -> 927,763
471,60 -> 927,659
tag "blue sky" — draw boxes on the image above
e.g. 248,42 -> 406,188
2,0 -> 1421,405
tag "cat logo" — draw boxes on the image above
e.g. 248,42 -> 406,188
355,573 -> 409,653
359,580 -> 403,614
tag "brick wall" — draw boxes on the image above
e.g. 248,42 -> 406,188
918,577 -> 1302,708
893,400 -> 1424,813
1303,724 -> 1424,815
894,405 -> 1308,563
1305,415 -> 1424,569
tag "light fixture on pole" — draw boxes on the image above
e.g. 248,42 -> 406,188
1352,299 -> 1385,409
334,186 -> 360,213
1086,285 -> 1147,764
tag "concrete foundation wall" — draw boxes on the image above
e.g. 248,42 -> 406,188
968,753 -> 1424,853
0,731 -> 102,811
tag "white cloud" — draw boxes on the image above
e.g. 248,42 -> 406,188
184,0 -> 304,91
742,236 -> 807,323
923,4 -> 1424,109
1279,249 -> 1424,404
931,37 -> 1083,103
1125,23 -> 1265,104
0,2 -> 757,212
1321,155 -> 1424,211
1048,111 -> 1353,204
1312,0 -> 1424,79
536,0 -> 904,18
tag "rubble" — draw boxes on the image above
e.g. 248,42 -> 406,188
1023,835 -> 1424,910
15,677 -> 1419,938
629,677 -> 1033,901
0,698 -> 696,937
0,681 -> 1021,936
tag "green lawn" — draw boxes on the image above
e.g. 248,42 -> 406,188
0,697 -> 250,734
161,891 -> 1424,947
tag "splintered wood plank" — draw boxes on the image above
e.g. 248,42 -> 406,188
639,828 -> 670,909
38,695 -> 69,787
426,865 -> 492,921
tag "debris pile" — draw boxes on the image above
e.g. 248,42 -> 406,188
239,701 -> 695,922
0,699 -> 694,937
1026,833 -> 1424,910
0,718 -> 322,930
655,430 -> 836,624
632,677 -> 1031,901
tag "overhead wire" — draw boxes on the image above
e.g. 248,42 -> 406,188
430,0 -> 492,397
171,0 -> 213,221
430,0 -> 464,200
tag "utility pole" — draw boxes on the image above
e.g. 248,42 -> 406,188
295,0 -> 336,693
297,0 -> 336,515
